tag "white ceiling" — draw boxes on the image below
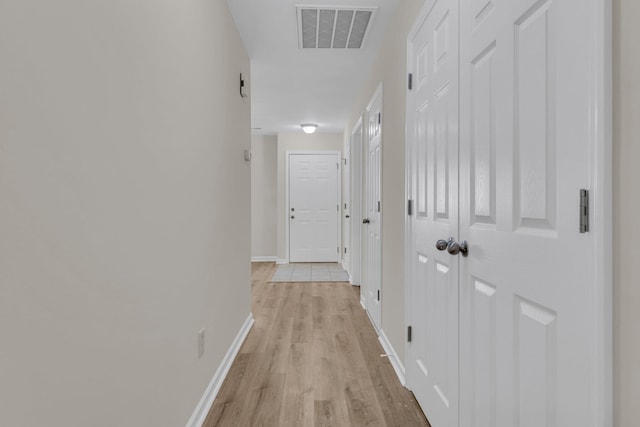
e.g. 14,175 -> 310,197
226,0 -> 399,135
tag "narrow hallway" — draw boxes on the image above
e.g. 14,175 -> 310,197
204,263 -> 429,427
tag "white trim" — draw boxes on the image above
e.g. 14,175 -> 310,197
590,0 -> 612,424
404,10 -> 419,391
186,313 -> 255,427
251,256 -> 278,263
378,330 -> 406,386
360,296 -> 366,310
276,259 -> 289,265
285,150 -> 342,263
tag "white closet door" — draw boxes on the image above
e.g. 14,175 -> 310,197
406,1 -> 460,425
458,0 -> 602,425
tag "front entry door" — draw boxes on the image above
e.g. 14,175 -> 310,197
289,153 -> 339,263
407,0 -> 608,426
406,1 -> 460,426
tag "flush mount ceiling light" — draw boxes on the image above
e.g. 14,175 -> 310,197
301,124 -> 318,134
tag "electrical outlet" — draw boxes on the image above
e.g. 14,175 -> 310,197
198,329 -> 205,359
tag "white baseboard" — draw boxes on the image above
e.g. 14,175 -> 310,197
378,330 -> 406,386
186,313 -> 255,427
251,256 -> 278,262
360,296 -> 366,310
276,259 -> 288,265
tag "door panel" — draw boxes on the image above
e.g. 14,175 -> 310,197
407,1 -> 459,425
343,151 -> 351,274
365,89 -> 382,330
407,0 -> 603,425
289,154 -> 339,262
459,0 -> 597,425
350,122 -> 363,289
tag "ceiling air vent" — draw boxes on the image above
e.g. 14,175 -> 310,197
297,6 -> 377,49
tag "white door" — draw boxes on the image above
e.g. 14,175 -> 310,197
458,0 -> 602,425
364,87 -> 383,330
406,1 -> 460,425
407,0 -> 608,426
351,119 -> 363,291
289,153 -> 339,263
342,152 -> 351,273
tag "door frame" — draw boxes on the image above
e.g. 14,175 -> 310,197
285,150 -> 342,264
403,0 -> 612,423
350,116 -> 363,287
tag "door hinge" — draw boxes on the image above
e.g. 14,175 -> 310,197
344,158 -> 347,165
345,203 -> 347,209
408,73 -> 413,90
344,247 -> 347,254
337,204 -> 339,212
407,199 -> 413,216
377,290 -> 380,301
407,326 -> 412,342
336,162 -> 339,170
580,189 -> 590,233
337,246 -> 339,254
378,112 -> 381,125
377,201 -> 381,212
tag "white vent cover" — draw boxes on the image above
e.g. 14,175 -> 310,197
297,6 -> 377,49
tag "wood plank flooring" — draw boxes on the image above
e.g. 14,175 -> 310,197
204,262 -> 430,427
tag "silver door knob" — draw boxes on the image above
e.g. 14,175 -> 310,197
436,238 -> 452,251
291,215 -> 295,219
362,218 -> 370,224
345,215 -> 350,218
447,239 -> 468,257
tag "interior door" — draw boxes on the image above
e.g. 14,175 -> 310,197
350,120 -> 363,290
406,1 -> 460,426
364,87 -> 383,331
458,0 -> 601,425
343,151 -> 351,274
407,0 -> 607,425
289,153 -> 339,263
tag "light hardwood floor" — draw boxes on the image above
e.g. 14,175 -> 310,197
204,262 -> 430,427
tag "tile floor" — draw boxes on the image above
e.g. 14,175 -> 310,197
269,263 -> 350,282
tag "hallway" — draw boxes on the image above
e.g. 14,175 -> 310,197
204,263 -> 429,427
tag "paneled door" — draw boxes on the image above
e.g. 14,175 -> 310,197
343,149 -> 351,274
350,119 -> 363,289
406,1 -> 460,426
458,0 -> 604,425
407,0 -> 609,426
364,86 -> 383,331
289,153 -> 339,263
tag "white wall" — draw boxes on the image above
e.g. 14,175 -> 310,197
0,1 -> 251,426
344,0 -> 425,363
613,0 -> 640,424
251,135 -> 278,259
276,132 -> 343,261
